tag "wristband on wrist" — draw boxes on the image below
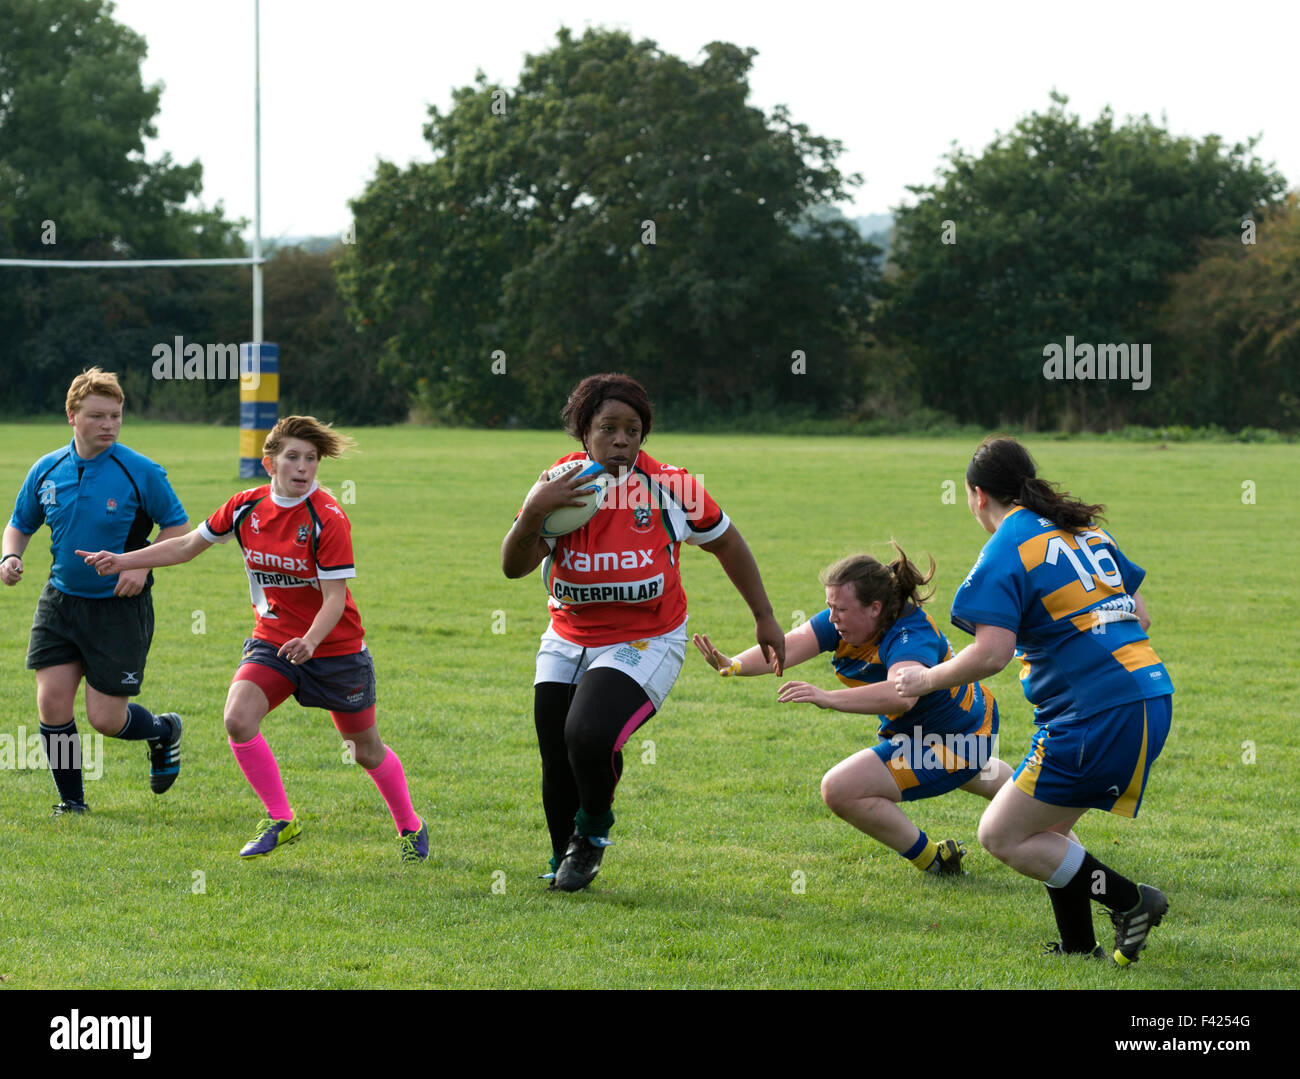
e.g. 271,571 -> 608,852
720,658 -> 741,677
1,553 -> 20,565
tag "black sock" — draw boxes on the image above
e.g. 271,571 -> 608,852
1078,851 -> 1141,913
1044,881 -> 1096,953
116,703 -> 171,741
40,720 -> 85,805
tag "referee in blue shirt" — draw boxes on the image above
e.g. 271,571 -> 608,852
2,368 -> 190,815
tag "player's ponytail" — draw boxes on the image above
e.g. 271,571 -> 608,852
886,542 -> 936,621
966,436 -> 1104,533
821,542 -> 935,632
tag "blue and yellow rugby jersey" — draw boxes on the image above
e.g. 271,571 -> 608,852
809,604 -> 997,741
951,506 -> 1173,722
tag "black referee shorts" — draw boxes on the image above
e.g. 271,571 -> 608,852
26,582 -> 155,696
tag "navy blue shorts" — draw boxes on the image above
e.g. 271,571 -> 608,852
234,638 -> 377,713
1012,695 -> 1172,817
870,728 -> 998,802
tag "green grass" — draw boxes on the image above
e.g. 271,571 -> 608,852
1,424 -> 1297,988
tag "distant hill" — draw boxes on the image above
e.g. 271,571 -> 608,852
244,234 -> 346,256
795,206 -> 894,261
851,213 -> 893,237
849,213 -> 894,257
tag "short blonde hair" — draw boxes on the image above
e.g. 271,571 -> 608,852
262,415 -> 356,460
66,367 -> 124,414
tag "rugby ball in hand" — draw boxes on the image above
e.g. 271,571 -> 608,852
528,459 -> 612,537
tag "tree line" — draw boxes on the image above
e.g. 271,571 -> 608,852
1,3 -> 1294,432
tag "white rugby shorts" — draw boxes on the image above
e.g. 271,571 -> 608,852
533,618 -> 688,710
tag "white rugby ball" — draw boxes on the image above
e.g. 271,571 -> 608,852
528,459 -> 612,537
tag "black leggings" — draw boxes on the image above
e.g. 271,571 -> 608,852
534,668 -> 656,860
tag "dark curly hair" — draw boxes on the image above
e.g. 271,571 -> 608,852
966,436 -> 1105,533
561,373 -> 653,447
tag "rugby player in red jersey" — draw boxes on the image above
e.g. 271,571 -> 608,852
79,416 -> 428,863
503,373 -> 785,891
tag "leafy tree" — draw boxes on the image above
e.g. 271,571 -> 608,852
0,0 -> 245,414
875,93 -> 1287,429
263,247 -> 410,426
1157,193 -> 1300,429
339,27 -> 880,427
0,0 -> 236,257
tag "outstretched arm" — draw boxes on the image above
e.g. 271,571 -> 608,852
699,524 -> 785,674
111,521 -> 192,597
693,619 -> 820,678
778,660 -> 920,714
78,526 -> 213,577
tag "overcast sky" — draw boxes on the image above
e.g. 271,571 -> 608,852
111,0 -> 1298,243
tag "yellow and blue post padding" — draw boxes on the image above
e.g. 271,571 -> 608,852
239,342 -> 279,478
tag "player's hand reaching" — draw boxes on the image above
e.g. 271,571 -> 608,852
77,549 -> 146,594
0,554 -> 22,586
692,632 -> 739,676
755,612 -> 785,676
776,680 -> 831,708
77,549 -> 124,576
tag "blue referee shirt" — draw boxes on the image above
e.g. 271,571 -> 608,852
9,440 -> 188,599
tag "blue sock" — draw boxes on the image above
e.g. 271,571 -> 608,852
901,830 -> 930,861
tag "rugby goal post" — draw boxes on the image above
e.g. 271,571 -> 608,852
0,0 -> 276,479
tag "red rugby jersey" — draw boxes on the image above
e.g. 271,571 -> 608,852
199,483 -> 366,656
537,450 -> 730,646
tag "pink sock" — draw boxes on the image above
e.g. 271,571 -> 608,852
365,747 -> 420,834
229,734 -> 293,821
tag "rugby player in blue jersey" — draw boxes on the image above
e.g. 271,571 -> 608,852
894,437 -> 1173,965
2,368 -> 188,816
695,544 -> 1011,877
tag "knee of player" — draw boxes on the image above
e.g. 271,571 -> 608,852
36,693 -> 77,723
976,815 -> 1014,863
84,709 -> 124,735
819,770 -> 840,810
223,710 -> 259,743
820,769 -> 861,815
563,718 -> 611,761
352,738 -> 386,770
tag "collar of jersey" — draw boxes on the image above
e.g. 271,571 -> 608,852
69,438 -> 115,467
270,481 -> 318,508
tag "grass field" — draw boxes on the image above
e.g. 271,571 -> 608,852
1,423 -> 1297,990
